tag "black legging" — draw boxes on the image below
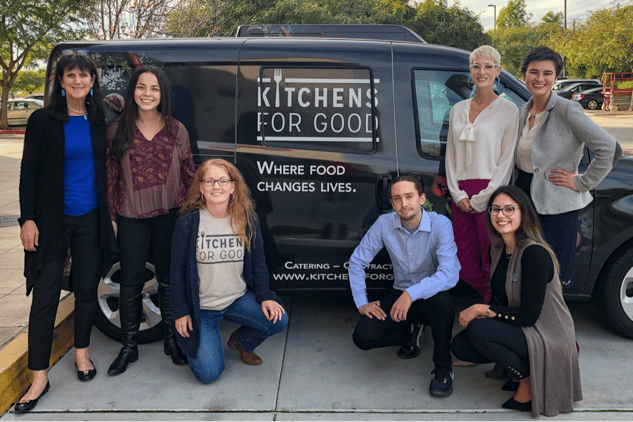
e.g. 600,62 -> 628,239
451,318 -> 530,380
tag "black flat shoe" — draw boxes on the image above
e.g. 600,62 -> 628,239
14,381 -> 50,413
108,347 -> 138,376
502,397 -> 532,412
502,378 -> 520,391
75,359 -> 97,381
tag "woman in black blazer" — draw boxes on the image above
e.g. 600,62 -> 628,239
16,53 -> 117,413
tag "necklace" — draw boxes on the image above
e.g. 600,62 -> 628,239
67,105 -> 88,120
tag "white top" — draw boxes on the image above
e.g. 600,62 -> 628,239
515,109 -> 546,173
197,210 -> 246,311
445,96 -> 520,212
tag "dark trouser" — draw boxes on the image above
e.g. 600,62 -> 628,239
116,209 -> 178,347
28,209 -> 101,370
516,168 -> 579,287
451,318 -> 530,380
353,288 -> 454,369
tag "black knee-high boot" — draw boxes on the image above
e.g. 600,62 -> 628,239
108,285 -> 142,375
159,280 -> 188,365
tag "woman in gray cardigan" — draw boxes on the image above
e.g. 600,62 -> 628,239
451,185 -> 582,416
514,47 -> 620,287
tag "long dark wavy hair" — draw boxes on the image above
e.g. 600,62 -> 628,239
47,53 -> 104,123
486,185 -> 560,275
110,66 -> 176,161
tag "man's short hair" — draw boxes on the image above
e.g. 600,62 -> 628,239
390,175 -> 424,198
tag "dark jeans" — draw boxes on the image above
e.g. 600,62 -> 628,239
28,209 -> 101,370
516,168 -> 579,286
451,318 -> 530,380
116,209 -> 178,288
353,288 -> 454,369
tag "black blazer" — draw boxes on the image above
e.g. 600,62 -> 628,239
19,108 -> 118,294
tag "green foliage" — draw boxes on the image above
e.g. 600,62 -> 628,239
0,0 -> 80,128
551,5 -> 633,78
164,0 -> 488,51
410,0 -> 490,50
615,81 -> 633,90
496,0 -> 529,29
11,69 -> 46,95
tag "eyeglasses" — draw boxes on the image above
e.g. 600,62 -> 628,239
202,178 -> 232,187
488,205 -> 516,216
470,63 -> 498,72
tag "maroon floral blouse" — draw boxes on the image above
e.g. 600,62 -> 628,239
106,118 -> 195,221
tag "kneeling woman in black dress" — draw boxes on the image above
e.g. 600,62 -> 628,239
451,185 -> 581,417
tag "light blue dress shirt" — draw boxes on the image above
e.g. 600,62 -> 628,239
348,210 -> 460,309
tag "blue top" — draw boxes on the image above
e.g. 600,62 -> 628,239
348,210 -> 460,308
64,116 -> 98,216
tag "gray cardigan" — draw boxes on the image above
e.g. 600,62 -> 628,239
491,240 -> 582,417
518,93 -> 620,215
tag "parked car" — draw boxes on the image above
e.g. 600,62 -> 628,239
572,87 -> 605,110
27,93 -> 45,101
48,34 -> 633,342
6,98 -> 43,126
556,81 -> 603,99
553,78 -> 601,91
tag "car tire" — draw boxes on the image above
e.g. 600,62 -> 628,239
594,245 -> 633,339
587,100 -> 599,110
93,261 -> 164,344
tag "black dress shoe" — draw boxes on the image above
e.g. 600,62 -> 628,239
75,359 -> 97,381
108,347 -> 138,376
502,378 -> 520,391
14,381 -> 50,413
502,397 -> 532,412
397,322 -> 423,359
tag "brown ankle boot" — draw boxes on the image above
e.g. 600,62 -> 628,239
227,332 -> 262,365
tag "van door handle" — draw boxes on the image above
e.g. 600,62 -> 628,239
375,174 -> 393,211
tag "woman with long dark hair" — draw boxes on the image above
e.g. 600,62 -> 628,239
16,52 -> 117,412
451,185 -> 582,416
106,66 -> 195,375
170,159 -> 288,384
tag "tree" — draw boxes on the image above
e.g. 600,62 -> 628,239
11,69 -> 46,96
496,0 -> 530,29
78,0 -> 188,39
551,5 -> 633,109
405,0 -> 489,50
0,0 -> 80,129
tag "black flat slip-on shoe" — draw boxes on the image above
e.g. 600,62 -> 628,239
502,397 -> 532,412
14,382 -> 50,414
76,359 -> 97,381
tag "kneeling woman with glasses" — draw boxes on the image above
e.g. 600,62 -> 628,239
170,159 -> 288,384
451,185 -> 581,417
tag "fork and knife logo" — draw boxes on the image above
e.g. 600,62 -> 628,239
274,69 -> 283,108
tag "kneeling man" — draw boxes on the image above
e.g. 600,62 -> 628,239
349,175 -> 460,397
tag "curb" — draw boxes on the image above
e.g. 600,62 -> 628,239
0,294 -> 75,416
0,130 -> 25,134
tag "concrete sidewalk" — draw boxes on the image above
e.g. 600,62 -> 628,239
1,294 -> 633,420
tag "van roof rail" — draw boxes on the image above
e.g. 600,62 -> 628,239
236,24 -> 426,43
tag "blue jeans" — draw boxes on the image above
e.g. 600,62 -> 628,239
188,290 -> 289,384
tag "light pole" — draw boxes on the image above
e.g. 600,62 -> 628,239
488,4 -> 497,30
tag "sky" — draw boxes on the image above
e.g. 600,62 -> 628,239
454,0 -> 618,30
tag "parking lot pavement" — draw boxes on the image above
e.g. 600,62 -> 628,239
2,293 -> 633,420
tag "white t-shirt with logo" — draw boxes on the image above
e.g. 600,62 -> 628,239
196,210 -> 246,310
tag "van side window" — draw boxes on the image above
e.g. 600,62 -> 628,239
413,70 -> 524,158
413,70 -> 471,158
258,67 -> 377,153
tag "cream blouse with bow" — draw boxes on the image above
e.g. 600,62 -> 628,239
445,96 -> 519,212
